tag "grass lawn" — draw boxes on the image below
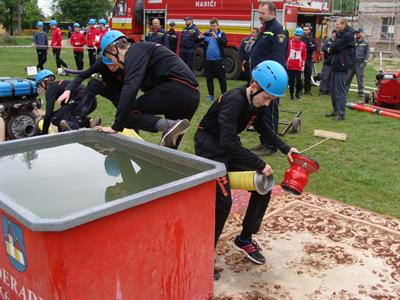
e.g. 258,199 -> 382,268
1,37 -> 399,218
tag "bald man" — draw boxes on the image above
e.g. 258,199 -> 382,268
145,18 -> 169,48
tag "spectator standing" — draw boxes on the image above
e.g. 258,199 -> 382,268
32,21 -> 48,70
325,18 -> 355,121
179,16 -> 200,70
319,29 -> 337,95
198,18 -> 227,102
301,26 -> 316,96
167,21 -> 178,53
249,1 -> 288,156
95,19 -> 108,55
70,23 -> 86,70
86,19 -> 98,66
346,27 -> 369,102
145,18 -> 169,48
287,27 -> 306,100
50,20 -> 68,70
238,28 -> 259,83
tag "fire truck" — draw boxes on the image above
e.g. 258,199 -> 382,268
110,0 -> 332,79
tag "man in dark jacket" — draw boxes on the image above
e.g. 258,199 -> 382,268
179,16 -> 200,70
145,18 -> 169,48
194,60 -> 297,280
319,29 -> 337,95
346,27 -> 369,102
301,26 -> 316,95
198,18 -> 227,101
238,28 -> 259,82
96,30 -> 200,149
325,18 -> 355,120
249,1 -> 288,156
167,21 -> 179,53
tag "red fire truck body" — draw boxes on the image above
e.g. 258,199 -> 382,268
110,0 -> 332,79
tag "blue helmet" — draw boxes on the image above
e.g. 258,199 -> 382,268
35,69 -> 55,86
252,60 -> 288,97
73,23 -> 80,28
104,156 -> 121,177
101,30 -> 126,64
36,21 -> 44,27
295,27 -> 304,36
88,18 -> 96,25
49,20 -> 57,26
99,18 -> 107,25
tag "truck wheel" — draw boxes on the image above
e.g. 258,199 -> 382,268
194,48 -> 204,77
6,112 -> 37,140
224,47 -> 241,80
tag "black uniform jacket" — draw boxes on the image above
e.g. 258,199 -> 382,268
197,85 -> 291,171
43,80 -> 84,134
111,42 -> 198,132
66,60 -> 125,92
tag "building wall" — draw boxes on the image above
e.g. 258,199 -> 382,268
358,0 -> 399,53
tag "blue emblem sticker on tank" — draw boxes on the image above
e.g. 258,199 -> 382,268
2,215 -> 27,272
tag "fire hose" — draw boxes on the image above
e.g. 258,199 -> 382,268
347,102 -> 400,120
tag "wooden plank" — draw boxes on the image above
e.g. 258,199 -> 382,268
313,130 -> 347,142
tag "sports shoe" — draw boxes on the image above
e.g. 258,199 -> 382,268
233,236 -> 266,265
59,120 -> 73,131
159,119 -> 190,148
206,95 -> 214,102
89,117 -> 102,128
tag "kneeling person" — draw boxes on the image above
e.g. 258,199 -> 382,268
194,61 -> 298,280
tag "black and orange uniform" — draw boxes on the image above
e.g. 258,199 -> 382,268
66,60 -> 125,121
194,85 -> 291,246
42,80 -> 85,134
145,27 -> 169,48
110,42 -> 199,134
179,24 -> 200,70
167,28 -> 178,53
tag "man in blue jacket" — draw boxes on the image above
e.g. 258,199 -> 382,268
145,18 -> 169,48
325,18 -> 355,121
179,16 -> 200,70
198,18 -> 227,101
249,1 -> 288,156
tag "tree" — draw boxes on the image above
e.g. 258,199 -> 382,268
0,0 -> 42,34
53,0 -> 111,26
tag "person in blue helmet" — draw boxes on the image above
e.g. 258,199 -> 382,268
194,60 -> 298,281
32,21 -> 48,70
35,69 -> 87,134
95,30 -> 200,149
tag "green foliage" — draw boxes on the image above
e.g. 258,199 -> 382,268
0,0 -> 42,33
53,0 -> 111,27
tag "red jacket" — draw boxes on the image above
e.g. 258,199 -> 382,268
287,38 -> 306,71
86,27 -> 98,48
96,28 -> 108,49
70,32 -> 86,52
50,27 -> 63,49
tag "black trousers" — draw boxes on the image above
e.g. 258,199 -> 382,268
51,102 -> 78,130
288,69 -> 302,97
123,79 -> 200,133
179,48 -> 195,70
73,51 -> 84,70
303,59 -> 313,93
75,79 -> 120,122
319,63 -> 332,94
87,48 -> 97,66
204,60 -> 227,97
194,129 -> 271,246
52,48 -> 68,68
36,49 -> 47,70
259,99 -> 280,150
